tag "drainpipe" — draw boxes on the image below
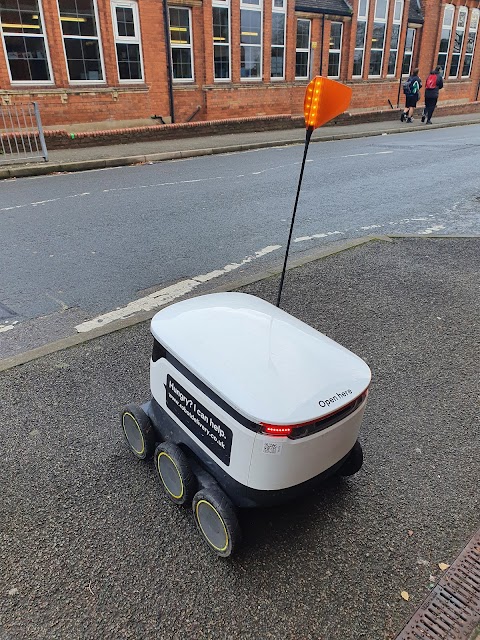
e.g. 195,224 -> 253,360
162,0 -> 175,123
320,14 -> 325,75
397,26 -> 409,108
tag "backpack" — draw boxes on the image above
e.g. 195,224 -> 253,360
403,78 -> 419,95
426,73 -> 437,90
402,79 -> 414,95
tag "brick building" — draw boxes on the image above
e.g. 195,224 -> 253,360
0,0 -> 479,127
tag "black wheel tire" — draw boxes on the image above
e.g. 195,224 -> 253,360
121,404 -> 155,460
154,442 -> 196,506
192,487 -> 241,557
338,440 -> 364,477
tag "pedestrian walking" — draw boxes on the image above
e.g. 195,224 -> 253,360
401,68 -> 422,123
422,66 -> 444,124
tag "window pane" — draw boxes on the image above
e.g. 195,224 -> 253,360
213,7 -> 229,43
372,23 -> 385,49
328,51 -> 340,76
452,30 -> 464,53
271,13 -> 285,46
374,0 -> 387,20
296,20 -> 310,49
295,50 -> 308,77
116,6 -> 135,37
355,21 -> 366,47
461,53 -> 472,76
4,34 -> 50,81
369,49 -> 382,74
116,42 -> 141,79
65,37 -> 102,80
394,0 -> 402,21
241,9 -> 261,45
439,28 -> 451,52
402,51 -> 411,74
353,48 -> 363,75
405,27 -> 414,50
443,5 -> 454,27
1,1 -> 44,34
330,23 -> 342,49
169,8 -> 190,45
214,44 -> 229,78
390,23 -> 400,48
436,52 -> 447,70
387,49 -> 397,74
449,53 -> 460,76
171,47 -> 192,79
358,0 -> 367,17
58,0 -> 98,37
241,45 -> 261,77
271,46 -> 284,76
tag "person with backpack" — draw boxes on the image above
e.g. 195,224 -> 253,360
400,68 -> 422,123
422,66 -> 444,124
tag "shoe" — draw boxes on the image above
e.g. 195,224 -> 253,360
407,117 -> 413,123
421,114 -> 426,123
400,112 -> 405,122
426,120 -> 432,124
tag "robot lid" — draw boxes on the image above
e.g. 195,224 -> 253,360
150,292 -> 371,426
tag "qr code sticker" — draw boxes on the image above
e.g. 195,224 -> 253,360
263,443 -> 282,455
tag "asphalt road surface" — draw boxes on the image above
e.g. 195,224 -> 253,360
1,238 -> 478,640
1,124 -> 479,357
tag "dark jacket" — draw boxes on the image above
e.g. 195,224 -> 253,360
425,71 -> 444,99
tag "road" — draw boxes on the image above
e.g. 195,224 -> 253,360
1,124 -> 479,357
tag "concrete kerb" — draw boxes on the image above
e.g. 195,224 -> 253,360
3,233 -> 473,374
1,116 -> 480,180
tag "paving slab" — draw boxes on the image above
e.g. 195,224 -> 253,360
0,237 -> 478,640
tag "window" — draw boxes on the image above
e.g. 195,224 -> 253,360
369,0 -> 389,76
353,0 -> 369,77
449,7 -> 467,77
271,0 -> 286,79
240,0 -> 262,79
111,1 -> 143,81
328,22 -> 342,78
0,0 -> 53,83
58,0 -> 104,82
387,0 -> 403,75
462,8 -> 479,77
169,7 -> 193,81
295,18 -> 310,79
212,0 -> 230,81
437,4 -> 454,72
401,26 -> 415,74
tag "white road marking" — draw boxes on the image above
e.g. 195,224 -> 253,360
360,224 -> 383,230
375,151 -> 394,155
294,231 -> 344,242
75,244 -> 281,333
417,224 -> 446,235
342,153 -> 369,157
0,325 -> 14,333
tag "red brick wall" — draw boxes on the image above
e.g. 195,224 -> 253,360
1,0 -> 479,126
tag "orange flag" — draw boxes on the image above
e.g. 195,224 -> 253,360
304,76 -> 352,130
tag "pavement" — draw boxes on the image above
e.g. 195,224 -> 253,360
1,111 -> 480,180
1,235 -> 479,639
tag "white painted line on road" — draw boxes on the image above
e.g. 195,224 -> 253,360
342,153 -> 369,157
294,231 -> 344,243
0,325 -> 14,333
417,224 -> 446,235
360,224 -> 383,230
375,151 -> 394,155
75,244 -> 281,333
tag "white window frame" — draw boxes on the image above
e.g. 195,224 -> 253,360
212,0 -> 231,82
111,0 -> 144,83
401,27 -> 415,75
169,6 -> 194,83
57,0 -> 106,84
386,0 -> 403,76
369,0 -> 389,77
353,0 -> 370,78
462,8 -> 479,77
327,22 -> 343,78
295,18 -> 311,80
437,3 -> 454,72
240,0 -> 263,81
0,0 -> 54,85
271,0 -> 286,80
449,6 -> 468,78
